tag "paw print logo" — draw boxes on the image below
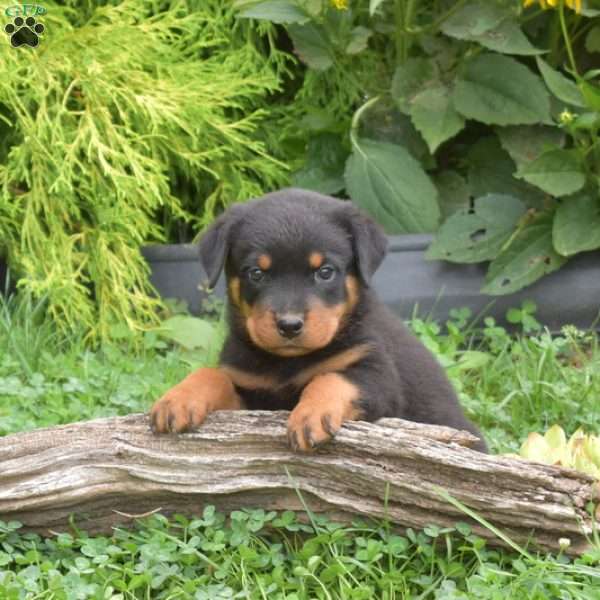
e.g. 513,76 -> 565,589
4,16 -> 45,47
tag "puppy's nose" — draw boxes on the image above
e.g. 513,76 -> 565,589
276,315 -> 304,339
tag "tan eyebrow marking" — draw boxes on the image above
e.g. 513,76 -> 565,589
258,254 -> 272,270
309,252 -> 324,269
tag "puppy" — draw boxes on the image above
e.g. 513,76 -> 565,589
150,188 -> 487,453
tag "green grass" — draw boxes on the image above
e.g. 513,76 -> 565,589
0,293 -> 228,436
1,294 -> 600,598
410,306 -> 600,453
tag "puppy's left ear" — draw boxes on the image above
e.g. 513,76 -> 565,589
340,204 -> 388,286
199,204 -> 245,289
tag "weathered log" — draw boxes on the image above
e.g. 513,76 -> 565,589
0,411 -> 597,555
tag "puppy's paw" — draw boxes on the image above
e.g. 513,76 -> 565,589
149,368 -> 241,434
150,391 -> 209,434
286,373 -> 363,452
287,404 -> 342,452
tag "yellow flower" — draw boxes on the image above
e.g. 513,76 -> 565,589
331,0 -> 349,9
523,0 -> 581,12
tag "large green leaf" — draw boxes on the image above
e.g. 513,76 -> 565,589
288,23 -> 334,70
441,1 -> 507,39
391,58 -> 464,152
292,132 -> 347,195
359,105 -> 431,163
434,170 -> 471,219
453,54 -> 551,125
553,194 -> 600,256
497,125 -> 564,169
346,26 -> 372,54
420,34 -> 459,72
159,316 -> 216,351
409,86 -> 465,153
516,149 -> 586,197
369,0 -> 388,16
581,8 -> 600,17
579,80 -> 600,111
442,3 -> 542,55
470,19 -> 544,56
427,194 -> 526,263
467,136 -> 546,208
536,57 -> 585,107
586,26 -> 600,53
345,138 -> 440,233
236,0 -> 309,23
482,214 -> 567,295
391,58 -> 437,113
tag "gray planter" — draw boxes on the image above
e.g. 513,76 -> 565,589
141,244 -> 226,315
374,236 -> 600,331
142,236 -> 600,331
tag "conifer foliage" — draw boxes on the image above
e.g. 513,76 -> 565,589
0,0 -> 288,338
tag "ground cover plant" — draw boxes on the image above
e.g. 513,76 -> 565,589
1,292 -> 600,597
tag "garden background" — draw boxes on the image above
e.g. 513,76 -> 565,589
1,0 -> 600,597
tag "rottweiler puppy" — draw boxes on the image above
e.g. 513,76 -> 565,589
150,188 -> 487,453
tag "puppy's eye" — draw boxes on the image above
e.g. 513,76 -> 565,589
315,265 -> 335,282
247,267 -> 265,283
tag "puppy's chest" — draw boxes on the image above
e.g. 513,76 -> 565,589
237,384 -> 301,411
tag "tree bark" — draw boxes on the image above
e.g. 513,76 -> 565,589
0,411 -> 597,555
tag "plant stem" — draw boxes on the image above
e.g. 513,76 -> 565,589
404,0 -> 417,31
520,8 -> 545,24
402,0 -> 418,59
407,0 -> 469,35
559,0 -> 579,76
569,18 -> 595,47
394,0 -> 405,64
350,96 -> 380,150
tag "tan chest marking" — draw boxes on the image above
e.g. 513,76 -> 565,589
220,343 -> 371,392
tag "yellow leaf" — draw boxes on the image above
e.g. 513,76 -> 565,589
567,428 -> 586,455
520,432 -> 552,463
583,436 -> 600,467
544,424 -> 567,450
574,446 -> 600,478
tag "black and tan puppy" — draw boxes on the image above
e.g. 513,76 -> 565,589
150,188 -> 487,452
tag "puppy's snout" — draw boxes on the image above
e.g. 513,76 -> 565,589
276,315 -> 304,339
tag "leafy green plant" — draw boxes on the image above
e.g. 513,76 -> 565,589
0,0 -> 290,339
0,289 -> 220,435
236,0 -> 600,295
506,300 -> 542,332
1,507 -> 600,598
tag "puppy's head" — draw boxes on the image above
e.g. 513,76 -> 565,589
200,189 -> 387,357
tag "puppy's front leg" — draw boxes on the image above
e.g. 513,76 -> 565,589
150,368 -> 242,433
287,372 -> 364,452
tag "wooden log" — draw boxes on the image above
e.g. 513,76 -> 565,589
0,411 -> 597,555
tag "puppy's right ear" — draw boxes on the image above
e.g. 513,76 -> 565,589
199,206 -> 244,289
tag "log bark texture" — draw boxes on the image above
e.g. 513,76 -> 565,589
0,411 -> 597,555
